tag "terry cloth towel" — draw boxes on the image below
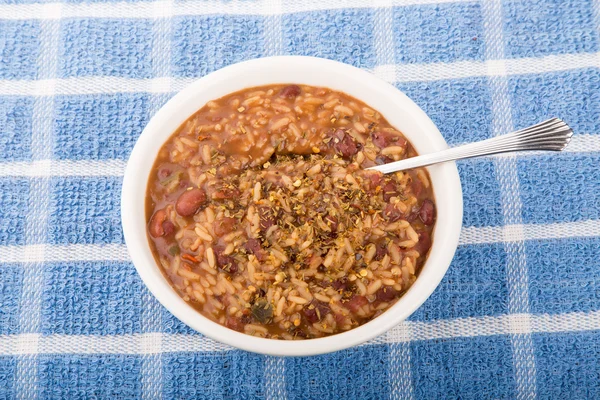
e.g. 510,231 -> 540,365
0,0 -> 599,398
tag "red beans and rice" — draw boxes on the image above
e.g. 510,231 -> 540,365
146,84 -> 436,339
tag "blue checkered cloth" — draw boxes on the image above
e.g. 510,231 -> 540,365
1,0 -> 599,398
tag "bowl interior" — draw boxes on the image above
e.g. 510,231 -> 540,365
121,56 -> 463,356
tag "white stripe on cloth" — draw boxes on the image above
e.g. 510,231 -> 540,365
139,1 -> 173,398
373,0 -> 397,82
1,309 -> 600,356
1,332 -> 230,355
264,357 -> 288,400
372,1 -> 415,398
385,323 -> 414,400
0,244 -> 131,263
0,0 -> 476,21
459,219 -> 600,245
262,0 -> 283,58
373,51 -> 600,83
15,6 -> 62,400
260,6 -> 289,399
0,159 -> 127,177
376,310 -> 600,344
0,131 -> 596,180
0,52 -> 598,97
1,219 -> 599,264
481,1 -> 537,398
0,134 -> 597,179
139,332 -> 162,400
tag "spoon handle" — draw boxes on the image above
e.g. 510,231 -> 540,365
367,118 -> 574,174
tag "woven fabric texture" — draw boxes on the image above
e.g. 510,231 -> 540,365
0,0 -> 599,398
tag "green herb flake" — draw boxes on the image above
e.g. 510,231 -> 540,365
168,245 -> 180,256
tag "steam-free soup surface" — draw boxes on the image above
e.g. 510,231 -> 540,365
146,84 -> 436,339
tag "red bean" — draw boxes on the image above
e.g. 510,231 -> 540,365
375,155 -> 392,165
331,277 -> 349,291
344,295 -> 369,313
214,246 -> 238,274
258,206 -> 275,233
279,85 -> 301,99
383,203 -> 403,221
244,238 -> 266,262
330,129 -> 358,159
303,301 -> 330,323
363,171 -> 383,193
374,242 -> 387,261
382,181 -> 400,202
406,210 -> 418,223
175,188 -> 207,217
149,209 -> 167,237
372,131 -> 392,149
372,131 -> 407,149
371,173 -> 383,187
414,231 -> 432,256
419,199 -> 435,225
411,178 -> 423,197
225,316 -> 244,332
290,328 -> 308,339
212,187 -> 240,200
213,217 -> 236,237
376,286 -> 398,302
324,215 -> 338,233
162,220 -> 175,236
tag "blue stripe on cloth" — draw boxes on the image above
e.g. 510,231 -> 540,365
0,264 -> 24,335
397,77 -> 494,145
58,19 -> 153,79
503,0 -> 599,58
509,68 -> 600,134
457,159 -> 505,228
41,262 -> 142,335
38,354 -> 142,399
0,20 -> 40,80
283,9 -> 376,69
48,177 -> 124,245
0,96 -> 33,162
162,352 -> 266,399
0,0 -> 599,397
0,357 -> 16,399
517,153 -> 600,224
54,93 -> 151,160
161,307 -> 201,335
285,345 -> 390,400
533,330 -> 600,399
409,242 -> 508,321
393,2 -> 485,65
0,178 -> 29,246
3,0 -> 147,2
527,237 -> 600,315
62,0 -> 154,3
172,15 -> 265,78
410,335 -> 516,399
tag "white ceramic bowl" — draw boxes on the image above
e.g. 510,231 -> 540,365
121,56 -> 462,356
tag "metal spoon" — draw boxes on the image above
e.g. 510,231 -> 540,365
367,118 -> 573,174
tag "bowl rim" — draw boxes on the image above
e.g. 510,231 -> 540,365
121,55 -> 463,356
